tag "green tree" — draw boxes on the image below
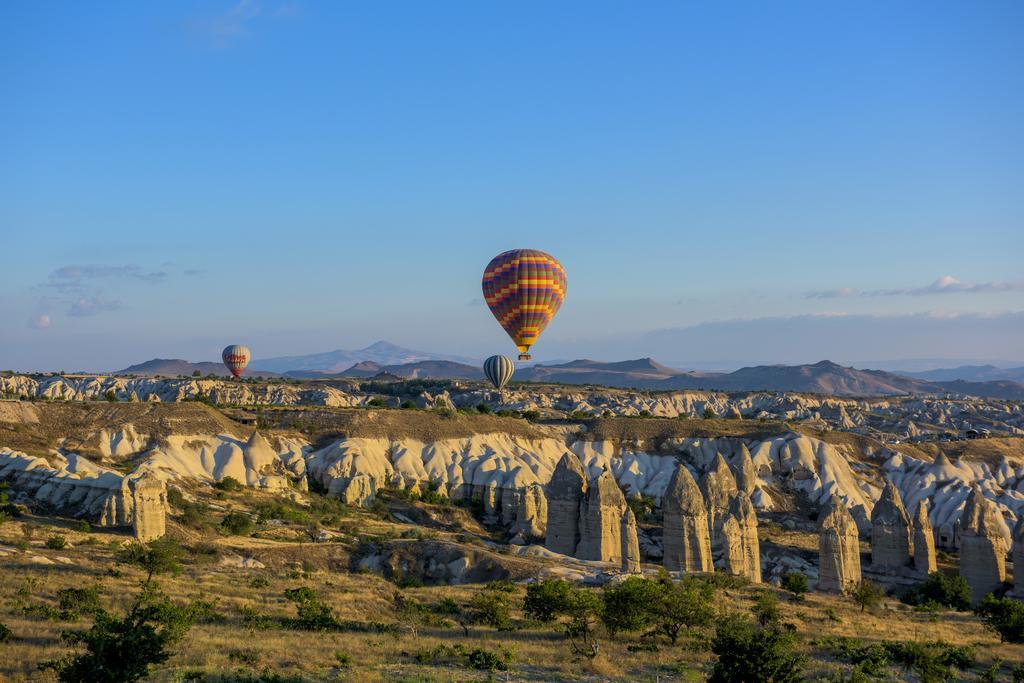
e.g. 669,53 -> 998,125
523,578 -> 574,623
975,595 -> 1024,643
851,580 -> 883,612
710,615 -> 805,683
781,572 -> 808,598
649,576 -> 715,644
600,576 -> 660,635
901,572 -> 971,611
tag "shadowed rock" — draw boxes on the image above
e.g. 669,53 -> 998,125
545,453 -> 587,556
576,469 -> 627,564
730,444 -> 757,495
512,483 -> 548,541
1014,517 -> 1024,596
818,495 -> 861,593
620,507 -> 642,573
721,491 -> 760,583
663,464 -> 712,573
871,480 -> 911,569
913,500 -> 937,575
959,487 -> 1007,605
701,453 -> 738,548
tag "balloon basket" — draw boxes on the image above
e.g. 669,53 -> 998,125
518,353 -> 531,361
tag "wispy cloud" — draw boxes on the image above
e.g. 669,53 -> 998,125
68,296 -> 120,317
804,276 -> 1024,300
43,264 -> 168,292
184,0 -> 298,48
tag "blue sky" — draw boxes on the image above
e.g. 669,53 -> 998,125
2,1 -> 1022,371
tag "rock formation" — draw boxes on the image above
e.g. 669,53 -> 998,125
620,507 -> 642,573
818,495 -> 861,593
545,453 -> 588,556
959,487 -> 1007,604
129,473 -> 167,542
870,480 -> 911,569
663,464 -> 713,573
730,444 -> 757,495
1014,517 -> 1024,596
700,453 -> 738,547
721,491 -> 760,583
913,500 -> 937,575
512,483 -> 548,541
575,469 -> 627,564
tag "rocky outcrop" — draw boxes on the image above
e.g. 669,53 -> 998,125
701,453 -> 738,547
329,472 -> 377,507
512,483 -> 548,541
730,444 -> 757,495
959,487 -> 1008,604
129,473 -> 167,541
576,469 -> 626,564
663,464 -> 712,573
818,495 -> 861,593
913,500 -> 937,575
545,453 -> 588,556
1014,518 -> 1024,596
620,507 -> 642,573
721,491 -> 760,583
870,480 -> 911,569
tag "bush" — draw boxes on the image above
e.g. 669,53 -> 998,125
883,639 -> 975,681
781,572 -> 808,597
850,580 -> 883,612
601,576 -> 659,635
709,615 -> 804,683
753,590 -> 781,626
283,587 -> 339,631
648,575 -> 715,644
469,589 -> 513,630
901,572 -> 971,611
118,538 -> 184,581
975,595 -> 1024,643
45,535 -> 68,550
703,407 -> 715,419
213,476 -> 244,493
524,578 -> 574,623
0,621 -> 11,643
219,511 -> 254,536
104,390 -> 118,402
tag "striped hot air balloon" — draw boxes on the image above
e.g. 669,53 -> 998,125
222,345 -> 251,378
482,249 -> 566,360
483,355 -> 515,390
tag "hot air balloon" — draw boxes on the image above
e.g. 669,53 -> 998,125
483,355 -> 515,390
222,345 -> 251,378
482,249 -> 566,360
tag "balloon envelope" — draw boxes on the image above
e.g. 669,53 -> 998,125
482,249 -> 566,360
222,345 -> 251,378
483,355 -> 515,390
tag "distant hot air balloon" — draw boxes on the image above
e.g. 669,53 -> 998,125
222,345 -> 251,378
483,355 -> 515,390
482,249 -> 566,360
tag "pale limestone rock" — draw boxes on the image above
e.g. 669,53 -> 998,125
701,453 -> 738,547
545,452 -> 587,556
870,480 -> 911,569
730,444 -> 757,495
129,473 -> 167,542
913,500 -> 937,575
818,495 -> 861,593
576,469 -> 626,564
620,506 -> 642,573
721,491 -> 760,583
329,473 -> 377,507
512,483 -> 548,541
663,464 -> 712,573
959,487 -> 1007,604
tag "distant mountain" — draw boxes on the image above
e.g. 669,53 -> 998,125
897,364 -> 1024,383
115,358 -> 282,378
930,380 -> 1024,401
249,341 -> 477,374
517,357 -> 681,386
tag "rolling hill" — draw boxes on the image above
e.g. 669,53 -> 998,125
249,341 -> 477,374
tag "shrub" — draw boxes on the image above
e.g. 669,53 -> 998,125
523,578 -> 574,623
648,576 -> 715,644
469,589 -> 513,630
118,538 -> 184,581
975,595 -> 1024,643
249,576 -> 270,589
45,535 -> 68,550
850,580 -> 883,612
334,651 -> 351,668
74,521 -> 91,533
753,590 -> 781,626
901,572 -> 971,611
0,621 -> 11,642
601,576 -> 659,635
703,407 -> 715,419
709,615 -> 805,683
219,511 -> 254,536
882,640 -> 975,681
781,572 -> 808,598
283,587 -> 339,631
476,403 -> 491,414
104,390 -> 118,402
466,646 -> 511,671
213,476 -> 244,493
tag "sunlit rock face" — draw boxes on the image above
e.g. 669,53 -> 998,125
958,487 -> 1008,605
818,495 -> 862,593
662,464 -> 712,574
